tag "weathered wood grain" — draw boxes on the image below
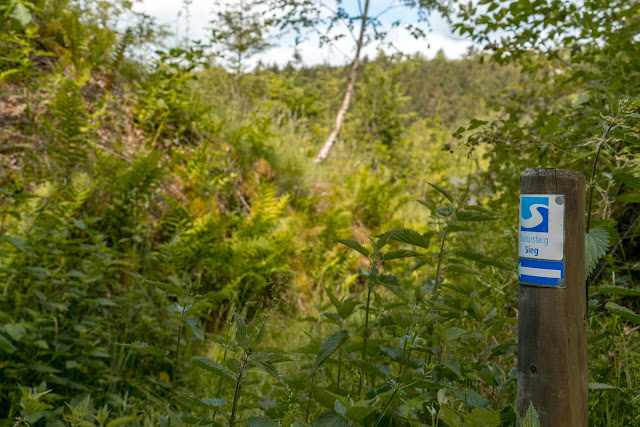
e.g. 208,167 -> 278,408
517,168 -> 587,426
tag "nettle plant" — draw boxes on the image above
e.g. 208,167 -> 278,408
123,183 -> 531,426
168,312 -> 292,427
124,276 -> 292,427
289,183 -> 523,426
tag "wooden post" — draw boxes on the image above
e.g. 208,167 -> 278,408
517,168 -> 587,425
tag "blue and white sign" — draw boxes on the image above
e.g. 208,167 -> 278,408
519,194 -> 564,261
518,258 -> 565,287
520,196 -> 549,232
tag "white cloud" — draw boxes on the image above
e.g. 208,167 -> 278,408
137,0 -> 474,67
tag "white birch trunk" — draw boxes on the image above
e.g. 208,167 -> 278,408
313,0 -> 370,164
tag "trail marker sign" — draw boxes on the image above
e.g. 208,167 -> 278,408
518,258 -> 565,287
518,194 -> 565,287
517,168 -> 587,425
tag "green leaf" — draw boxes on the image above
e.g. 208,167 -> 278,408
464,408 -> 501,427
443,327 -> 467,341
19,386 -> 53,416
585,228 -> 610,276
250,359 -> 283,382
173,393 -> 210,410
191,357 -> 235,382
12,3 -> 32,27
605,302 -> 640,324
166,407 -> 185,427
591,220 -> 619,245
183,316 -> 204,340
201,397 -> 227,407
2,236 -> 27,251
344,406 -> 375,422
106,416 -> 139,427
147,279 -> 187,298
443,360 -> 461,377
310,330 -> 348,375
121,342 -> 168,357
4,323 -> 27,341
94,297 -> 117,307
612,171 -> 640,190
452,388 -> 487,408
622,132 -> 640,146
455,207 -> 500,222
313,387 -> 349,410
467,118 -> 488,130
66,394 -> 91,418
521,402 -> 540,427
375,274 -> 410,301
597,285 -> 640,296
383,249 -> 421,260
438,406 -> 462,427
426,181 -> 454,203
337,297 -> 359,319
588,382 -> 620,391
170,302 -> 189,314
571,92 -> 591,108
616,193 -> 640,203
234,312 -> 250,348
250,351 -> 291,363
387,311 -> 414,329
0,334 -> 16,353
454,250 -> 509,270
444,262 -> 480,275
325,287 -> 341,310
247,415 -> 279,427
313,411 -> 348,427
379,229 -> 433,249
352,360 -> 391,379
0,210 -> 20,221
337,239 -> 369,257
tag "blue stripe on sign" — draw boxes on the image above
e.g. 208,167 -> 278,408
519,258 -> 565,274
518,258 -> 564,286
519,274 -> 561,286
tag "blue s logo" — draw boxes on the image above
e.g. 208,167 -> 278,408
521,196 -> 549,232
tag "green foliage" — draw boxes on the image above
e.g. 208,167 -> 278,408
48,78 -> 89,172
133,46 -> 208,144
605,302 -> 640,325
310,330 -> 349,375
516,402 -> 540,427
211,0 -> 272,74
1,0 -> 639,425
585,227 -> 610,277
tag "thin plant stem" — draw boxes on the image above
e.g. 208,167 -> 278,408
358,250 -> 378,397
305,371 -> 316,423
375,203 -> 458,423
374,388 -> 398,426
337,346 -> 342,394
587,110 -> 621,233
377,202 -> 459,418
358,283 -> 373,397
172,301 -> 188,392
230,352 -> 248,425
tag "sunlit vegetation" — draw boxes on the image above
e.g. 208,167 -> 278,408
1,0 -> 639,425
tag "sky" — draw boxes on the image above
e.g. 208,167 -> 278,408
136,0 -> 473,67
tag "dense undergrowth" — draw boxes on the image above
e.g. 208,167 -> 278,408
1,0 -> 640,425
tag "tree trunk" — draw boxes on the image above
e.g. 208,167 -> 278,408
313,0 -> 370,164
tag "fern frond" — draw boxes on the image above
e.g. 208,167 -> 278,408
49,78 -> 88,172
60,172 -> 94,217
240,183 -> 289,237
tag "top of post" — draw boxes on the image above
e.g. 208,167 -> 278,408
521,168 -> 585,182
